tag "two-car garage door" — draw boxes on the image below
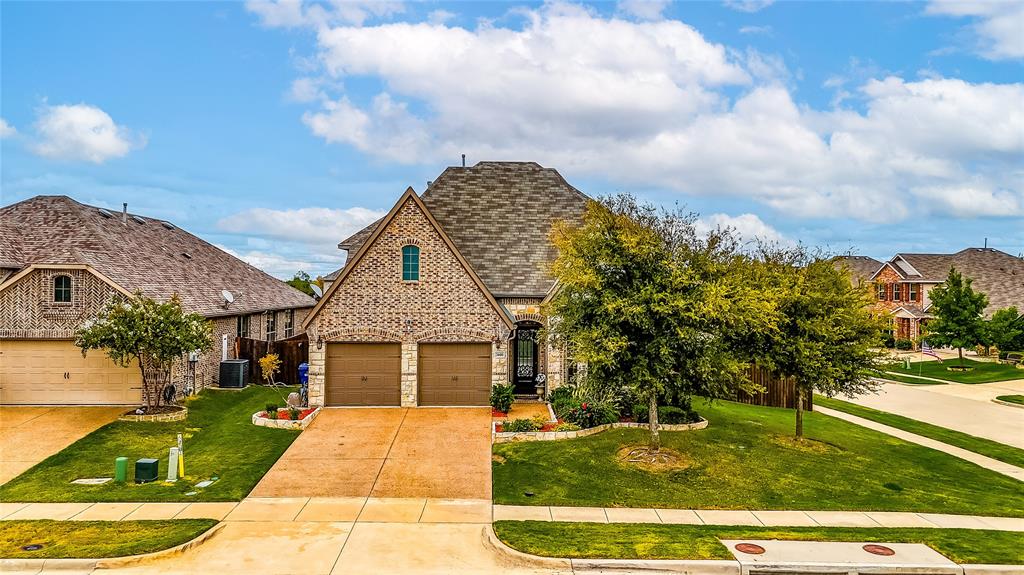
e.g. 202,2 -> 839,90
0,340 -> 142,405
324,342 -> 490,406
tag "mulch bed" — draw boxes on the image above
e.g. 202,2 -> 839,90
494,422 -> 558,433
492,409 -> 508,418
122,405 -> 184,416
260,408 -> 316,421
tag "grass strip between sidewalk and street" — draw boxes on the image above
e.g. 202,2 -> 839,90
814,395 -> 1024,469
996,395 -> 1024,406
0,519 -> 217,559
883,358 -> 1024,384
493,521 -> 1024,565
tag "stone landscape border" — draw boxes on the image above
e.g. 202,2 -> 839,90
251,407 -> 321,430
119,406 -> 188,423
492,418 -> 708,443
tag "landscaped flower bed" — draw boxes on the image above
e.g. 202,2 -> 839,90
493,415 -> 708,443
251,407 -> 320,430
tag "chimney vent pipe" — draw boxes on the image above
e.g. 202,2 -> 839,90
461,154 -> 466,167
122,203 -> 128,226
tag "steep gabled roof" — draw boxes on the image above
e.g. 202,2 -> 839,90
0,196 -> 314,317
338,161 -> 590,297
833,255 -> 883,284
303,188 -> 515,330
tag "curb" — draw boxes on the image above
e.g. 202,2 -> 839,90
992,398 -> 1024,410
572,559 -> 740,574
0,522 -> 223,571
482,525 -> 573,570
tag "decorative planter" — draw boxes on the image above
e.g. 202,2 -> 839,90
252,407 -> 321,430
119,406 -> 188,423
492,418 -> 708,444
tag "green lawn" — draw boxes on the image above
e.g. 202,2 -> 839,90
0,386 -> 300,502
997,395 -> 1024,406
815,395 -> 1024,468
0,520 -> 216,558
493,521 -> 1024,564
492,400 -> 1024,517
884,358 -> 1024,384
871,371 -> 945,385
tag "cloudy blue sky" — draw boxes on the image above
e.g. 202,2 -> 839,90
2,0 -> 1022,279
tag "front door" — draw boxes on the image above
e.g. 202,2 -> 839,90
512,326 -> 539,394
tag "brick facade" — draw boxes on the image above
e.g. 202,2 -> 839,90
306,196 -> 510,407
870,264 -> 936,346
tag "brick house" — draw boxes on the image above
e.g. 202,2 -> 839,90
0,196 -> 315,405
305,161 -> 588,407
837,248 -> 1024,345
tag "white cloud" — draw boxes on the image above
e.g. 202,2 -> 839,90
217,205 -> 385,244
927,0 -> 1024,60
217,244 -> 323,279
723,0 -> 774,13
427,9 -> 455,25
31,103 -> 143,163
695,213 -> 791,245
0,118 -> 16,138
263,1 -> 1024,224
246,0 -> 404,29
738,25 -> 772,35
617,0 -> 671,21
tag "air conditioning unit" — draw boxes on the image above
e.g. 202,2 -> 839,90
219,359 -> 249,388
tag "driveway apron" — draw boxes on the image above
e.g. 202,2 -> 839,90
0,406 -> 123,484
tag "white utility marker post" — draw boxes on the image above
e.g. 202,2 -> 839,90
222,334 -> 228,361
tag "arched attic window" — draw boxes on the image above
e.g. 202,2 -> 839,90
53,275 -> 72,303
402,245 -> 420,281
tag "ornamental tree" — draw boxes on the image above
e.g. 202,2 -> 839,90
985,307 -> 1024,354
745,249 -> 885,438
75,293 -> 212,409
926,268 -> 988,368
546,195 -> 774,449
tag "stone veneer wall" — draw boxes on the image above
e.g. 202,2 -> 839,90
307,197 -> 509,407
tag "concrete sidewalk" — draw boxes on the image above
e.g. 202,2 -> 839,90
492,504 -> 1024,531
816,405 -> 1024,481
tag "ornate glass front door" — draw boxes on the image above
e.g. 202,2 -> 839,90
513,328 -> 538,394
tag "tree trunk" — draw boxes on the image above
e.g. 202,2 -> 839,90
794,386 -> 804,440
648,395 -> 660,451
958,346 -> 964,368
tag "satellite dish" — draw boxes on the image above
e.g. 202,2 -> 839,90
310,284 -> 323,298
221,290 -> 235,306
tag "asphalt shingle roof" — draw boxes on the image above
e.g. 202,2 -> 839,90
0,196 -> 314,317
834,255 -> 882,284
889,248 -> 1024,315
337,161 -> 590,297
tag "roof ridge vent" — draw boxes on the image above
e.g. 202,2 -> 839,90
161,221 -> 175,230
97,208 -> 113,218
130,215 -> 146,225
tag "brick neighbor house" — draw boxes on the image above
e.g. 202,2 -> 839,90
0,195 -> 315,405
836,248 -> 1024,345
304,161 -> 589,407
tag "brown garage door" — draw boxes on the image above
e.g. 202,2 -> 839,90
418,342 -> 491,406
325,343 -> 401,406
0,340 -> 142,405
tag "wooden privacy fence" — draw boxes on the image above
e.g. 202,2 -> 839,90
235,333 -> 309,386
736,365 -> 813,411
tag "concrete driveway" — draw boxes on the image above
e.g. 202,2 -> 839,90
850,381 -> 1024,448
250,408 -> 492,499
0,406 -> 123,484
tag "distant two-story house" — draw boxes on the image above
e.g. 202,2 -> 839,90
305,162 -> 588,407
0,196 -> 315,405
837,248 -> 1024,345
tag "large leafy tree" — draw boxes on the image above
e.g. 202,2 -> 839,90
926,268 -> 988,367
747,250 -> 885,438
286,271 -> 316,297
985,307 -> 1024,354
76,293 -> 213,409
546,195 -> 773,449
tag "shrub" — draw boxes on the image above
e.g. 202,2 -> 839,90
530,414 -> 550,429
548,385 -> 577,419
288,407 -> 301,421
490,384 -> 515,413
563,401 -> 618,428
553,422 -> 581,432
634,405 -> 700,425
264,403 -> 278,419
882,334 -> 896,348
895,338 -> 913,350
502,418 -> 541,432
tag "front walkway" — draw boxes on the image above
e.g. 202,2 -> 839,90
0,406 -> 124,484
816,405 -> 1024,481
492,504 -> 1024,531
848,380 -> 1024,448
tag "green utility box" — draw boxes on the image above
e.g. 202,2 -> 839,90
135,458 -> 159,484
114,457 -> 128,482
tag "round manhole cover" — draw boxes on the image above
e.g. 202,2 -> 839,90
863,544 -> 895,556
734,543 -> 766,555
21,544 -> 43,551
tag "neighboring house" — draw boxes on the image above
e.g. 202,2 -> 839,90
0,196 -> 315,405
839,248 -> 1024,344
304,161 -> 589,407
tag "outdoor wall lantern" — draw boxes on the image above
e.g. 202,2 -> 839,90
316,335 -> 323,350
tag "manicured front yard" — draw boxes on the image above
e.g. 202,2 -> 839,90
0,386 -> 300,502
492,400 -> 1024,516
884,358 -> 1024,384
493,521 -> 1024,564
997,394 -> 1024,406
815,395 -> 1024,468
0,519 -> 217,558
